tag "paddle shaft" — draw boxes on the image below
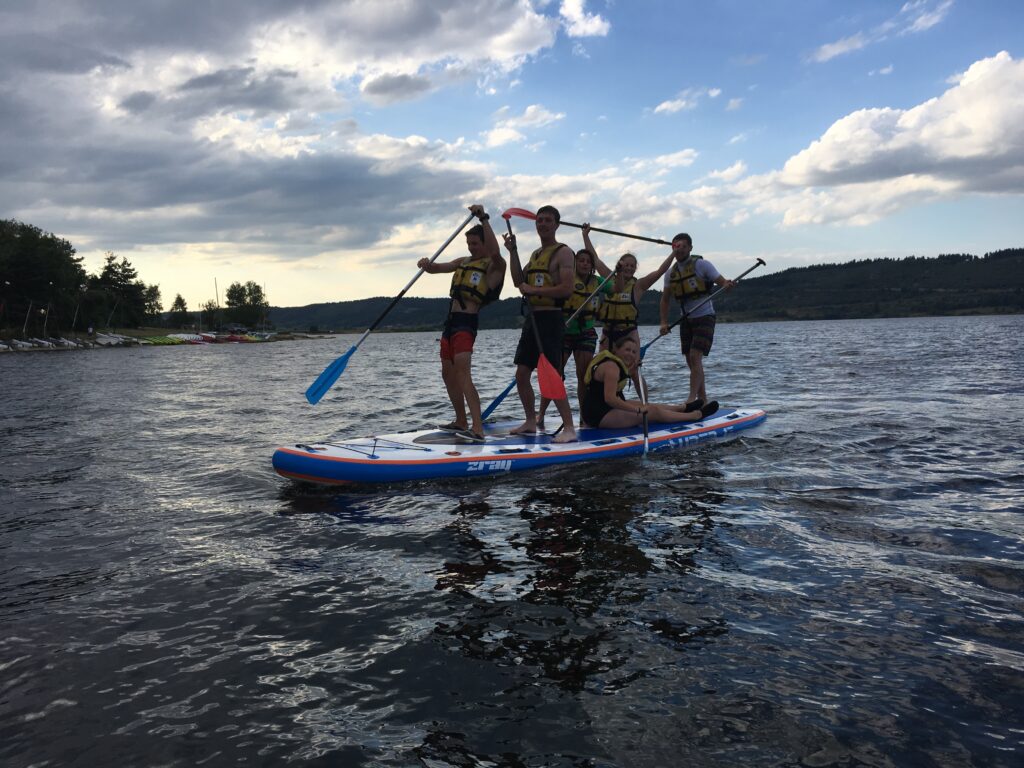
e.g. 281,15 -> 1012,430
562,269 -> 616,328
642,257 -> 766,356
305,211 -> 476,404
354,211 -> 477,349
502,208 -> 672,246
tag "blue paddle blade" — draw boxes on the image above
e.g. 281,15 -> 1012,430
305,346 -> 356,404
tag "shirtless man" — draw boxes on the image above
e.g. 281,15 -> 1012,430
418,204 -> 504,441
503,205 -> 577,443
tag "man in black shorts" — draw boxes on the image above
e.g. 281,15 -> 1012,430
658,232 -> 734,406
503,205 -> 577,443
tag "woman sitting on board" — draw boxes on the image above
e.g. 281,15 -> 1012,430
581,336 -> 719,429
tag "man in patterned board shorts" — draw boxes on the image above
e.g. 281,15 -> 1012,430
659,233 -> 734,407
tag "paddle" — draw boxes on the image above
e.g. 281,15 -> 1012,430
305,211 -> 476,404
640,257 -> 766,360
503,207 -> 672,246
637,368 -> 649,456
563,268 -> 616,329
505,215 -> 567,402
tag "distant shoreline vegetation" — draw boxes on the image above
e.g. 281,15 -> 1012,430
269,249 -> 1024,333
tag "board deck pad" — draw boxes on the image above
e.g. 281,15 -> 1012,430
273,407 -> 767,485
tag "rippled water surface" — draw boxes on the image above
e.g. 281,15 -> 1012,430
2,315 -> 1023,767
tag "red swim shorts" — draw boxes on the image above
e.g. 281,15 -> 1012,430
440,330 -> 476,361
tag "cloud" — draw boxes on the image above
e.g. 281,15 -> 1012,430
726,98 -> 743,111
653,87 -> 720,114
726,51 -> 1024,226
869,65 -> 894,77
703,161 -> 748,183
812,0 -> 954,62
559,0 -> 611,37
360,73 -> 433,105
483,103 -> 566,146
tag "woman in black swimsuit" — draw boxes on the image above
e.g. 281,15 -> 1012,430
581,337 -> 719,429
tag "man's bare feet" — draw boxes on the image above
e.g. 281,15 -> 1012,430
510,419 -> 537,435
551,427 -> 578,444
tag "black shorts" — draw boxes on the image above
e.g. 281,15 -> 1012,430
563,327 -> 598,354
600,324 -> 638,347
680,314 -> 716,356
514,310 -> 565,370
442,311 -> 479,339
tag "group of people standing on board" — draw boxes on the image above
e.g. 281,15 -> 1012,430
417,204 -> 734,443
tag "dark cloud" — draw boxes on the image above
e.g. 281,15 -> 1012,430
360,73 -> 433,105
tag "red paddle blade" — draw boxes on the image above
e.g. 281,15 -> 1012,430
537,354 -> 567,401
502,207 -> 537,221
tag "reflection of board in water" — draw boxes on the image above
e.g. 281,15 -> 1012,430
272,407 -> 767,485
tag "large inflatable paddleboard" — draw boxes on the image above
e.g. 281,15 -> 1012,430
272,406 -> 766,485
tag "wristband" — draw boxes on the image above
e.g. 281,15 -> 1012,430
477,213 -> 489,221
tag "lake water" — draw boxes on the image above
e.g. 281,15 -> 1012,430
2,315 -> 1022,767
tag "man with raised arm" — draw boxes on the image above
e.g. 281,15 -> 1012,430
659,233 -> 734,408
503,205 -> 578,443
417,204 -> 504,441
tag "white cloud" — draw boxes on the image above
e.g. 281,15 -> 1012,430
653,87 -> 720,114
869,65 -> 895,77
727,98 -> 743,111
559,0 -> 611,37
704,161 -> 748,183
483,103 -> 566,146
812,0 -> 954,62
726,51 -> 1024,226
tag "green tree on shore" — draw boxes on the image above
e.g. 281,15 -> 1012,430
168,294 -> 190,328
224,280 -> 269,328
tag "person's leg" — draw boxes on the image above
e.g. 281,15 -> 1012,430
510,364 -> 537,433
573,347 -> 593,425
439,337 -> 467,429
452,345 -> 482,437
686,349 -> 706,404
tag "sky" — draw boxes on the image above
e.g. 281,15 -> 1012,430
2,0 -> 1023,309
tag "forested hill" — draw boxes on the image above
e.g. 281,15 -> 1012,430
269,248 -> 1024,331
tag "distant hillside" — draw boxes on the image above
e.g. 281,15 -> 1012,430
269,248 -> 1024,331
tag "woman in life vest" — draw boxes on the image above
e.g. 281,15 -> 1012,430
417,204 -> 505,441
581,336 -> 719,429
589,245 -> 675,403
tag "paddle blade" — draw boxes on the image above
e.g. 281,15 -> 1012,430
502,207 -> 537,221
537,354 -> 567,401
305,347 -> 356,405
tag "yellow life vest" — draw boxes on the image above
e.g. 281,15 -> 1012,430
668,256 -> 709,302
562,272 -> 602,323
449,256 -> 498,308
524,243 -> 567,307
597,277 -> 637,328
583,350 -> 630,392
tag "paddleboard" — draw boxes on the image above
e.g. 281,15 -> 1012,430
272,406 -> 766,485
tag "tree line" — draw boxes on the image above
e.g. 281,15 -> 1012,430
269,248 -> 1024,332
1,219 -> 269,336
